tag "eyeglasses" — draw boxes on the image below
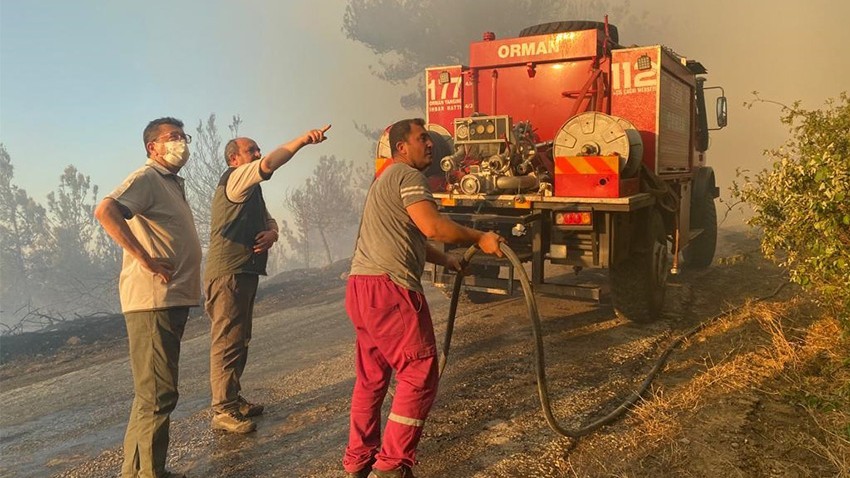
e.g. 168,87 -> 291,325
156,132 -> 193,144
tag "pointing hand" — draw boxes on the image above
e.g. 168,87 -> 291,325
305,124 -> 331,144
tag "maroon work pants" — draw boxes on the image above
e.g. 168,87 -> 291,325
343,275 -> 439,473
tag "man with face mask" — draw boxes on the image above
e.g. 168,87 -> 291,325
204,125 -> 330,434
95,117 -> 202,478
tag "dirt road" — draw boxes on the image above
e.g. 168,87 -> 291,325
0,230 -> 842,477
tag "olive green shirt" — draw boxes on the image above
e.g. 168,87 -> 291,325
204,160 -> 277,283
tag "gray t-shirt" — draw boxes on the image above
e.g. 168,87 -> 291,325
350,162 -> 434,293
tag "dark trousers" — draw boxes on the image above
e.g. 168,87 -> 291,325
122,307 -> 188,478
343,275 -> 439,473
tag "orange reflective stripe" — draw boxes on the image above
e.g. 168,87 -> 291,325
585,155 -> 618,174
554,157 -> 580,174
375,157 -> 391,177
555,155 -> 619,175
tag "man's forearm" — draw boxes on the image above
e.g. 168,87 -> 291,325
260,137 -> 308,174
94,199 -> 150,265
425,243 -> 450,266
428,216 -> 484,245
264,209 -> 279,233
258,126 -> 329,176
408,200 -> 485,245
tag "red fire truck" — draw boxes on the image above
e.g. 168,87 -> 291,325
376,20 -> 727,322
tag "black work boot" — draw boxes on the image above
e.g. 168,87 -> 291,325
161,472 -> 187,478
346,467 -> 371,478
347,457 -> 376,478
370,465 -> 416,478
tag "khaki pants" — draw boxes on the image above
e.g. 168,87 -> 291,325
122,307 -> 188,478
205,273 -> 259,413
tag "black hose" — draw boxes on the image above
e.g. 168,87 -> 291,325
437,245 -> 479,377
439,243 -> 788,438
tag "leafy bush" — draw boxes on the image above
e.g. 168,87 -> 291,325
733,92 -> 850,328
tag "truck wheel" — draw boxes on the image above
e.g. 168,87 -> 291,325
610,210 -> 668,323
684,193 -> 717,268
518,21 -> 619,44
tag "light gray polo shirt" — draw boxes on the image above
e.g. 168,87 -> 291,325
107,159 -> 202,313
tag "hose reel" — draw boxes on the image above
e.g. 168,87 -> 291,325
553,112 -> 643,178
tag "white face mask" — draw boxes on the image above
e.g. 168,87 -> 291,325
161,140 -> 190,169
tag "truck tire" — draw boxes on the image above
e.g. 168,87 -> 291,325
518,21 -> 619,44
684,193 -> 717,268
610,210 -> 668,323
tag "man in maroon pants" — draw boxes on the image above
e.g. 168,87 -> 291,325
343,118 -> 504,478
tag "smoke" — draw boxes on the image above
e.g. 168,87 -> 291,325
345,0 -> 849,226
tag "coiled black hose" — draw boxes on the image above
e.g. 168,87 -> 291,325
438,243 -> 787,438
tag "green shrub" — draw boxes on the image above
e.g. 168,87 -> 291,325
733,92 -> 850,328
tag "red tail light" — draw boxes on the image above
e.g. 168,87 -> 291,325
555,212 -> 592,225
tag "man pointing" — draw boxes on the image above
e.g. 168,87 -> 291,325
205,125 -> 330,433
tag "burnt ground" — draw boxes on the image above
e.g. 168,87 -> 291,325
0,260 -> 352,391
1,229 -> 848,477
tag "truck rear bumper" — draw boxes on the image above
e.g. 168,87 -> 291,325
433,192 -> 655,212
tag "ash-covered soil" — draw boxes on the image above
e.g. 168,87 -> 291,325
0,259 -> 352,390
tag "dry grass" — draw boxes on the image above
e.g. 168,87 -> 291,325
806,409 -> 850,478
790,317 -> 850,476
609,295 -> 850,475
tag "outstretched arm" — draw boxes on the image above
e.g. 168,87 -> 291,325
259,124 -> 331,176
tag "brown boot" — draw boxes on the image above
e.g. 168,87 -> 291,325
237,396 -> 264,417
211,410 -> 256,434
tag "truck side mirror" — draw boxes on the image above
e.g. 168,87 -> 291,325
716,96 -> 728,128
